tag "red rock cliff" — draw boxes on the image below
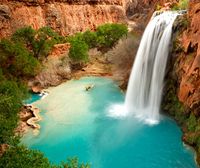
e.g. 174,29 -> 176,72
177,0 -> 200,115
0,0 -> 128,37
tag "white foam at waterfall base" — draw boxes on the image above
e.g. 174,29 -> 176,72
107,104 -> 159,125
111,11 -> 180,125
107,104 -> 128,119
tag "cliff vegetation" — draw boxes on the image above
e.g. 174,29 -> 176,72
0,23 -> 128,167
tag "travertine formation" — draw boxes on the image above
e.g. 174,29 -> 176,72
0,0 -> 128,37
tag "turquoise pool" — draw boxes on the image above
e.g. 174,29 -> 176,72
22,77 -> 197,168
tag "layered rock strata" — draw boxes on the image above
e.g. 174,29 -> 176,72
0,0 -> 127,37
177,0 -> 200,116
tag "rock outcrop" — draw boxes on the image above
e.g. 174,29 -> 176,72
126,0 -> 178,22
162,0 -> 200,165
0,0 -> 128,38
177,0 -> 200,116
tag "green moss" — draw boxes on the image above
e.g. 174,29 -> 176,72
162,77 -> 187,124
156,4 -> 162,11
172,0 -> 189,10
187,113 -> 198,132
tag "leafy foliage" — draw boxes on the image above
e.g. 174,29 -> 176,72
58,157 -> 90,168
0,39 -> 40,79
67,23 -> 128,63
82,30 -> 98,49
0,80 -> 28,144
187,113 -> 198,132
0,146 -> 90,168
0,146 -> 51,168
172,0 -> 189,10
11,26 -> 65,60
68,36 -> 89,63
96,23 -> 128,48
32,27 -> 64,59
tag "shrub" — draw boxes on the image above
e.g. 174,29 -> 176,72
67,23 -> 128,63
0,39 -> 15,69
172,0 -> 189,10
105,34 -> 139,69
0,146 -> 90,168
0,68 -> 4,81
12,26 -> 36,46
0,80 -> 26,143
59,157 -> 90,168
96,23 -> 128,48
68,37 -> 89,63
12,26 -> 64,60
82,30 -> 98,49
187,113 -> 198,132
0,146 -> 51,168
32,27 -> 62,59
0,39 -> 40,78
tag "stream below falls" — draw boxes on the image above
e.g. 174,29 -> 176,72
22,77 -> 197,168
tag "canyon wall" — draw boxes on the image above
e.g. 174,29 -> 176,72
162,0 -> 200,164
0,0 -> 128,37
177,0 -> 200,116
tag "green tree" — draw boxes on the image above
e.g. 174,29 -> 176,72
68,37 -> 89,63
12,26 -> 36,47
32,27 -> 59,59
0,146 -> 51,168
82,30 -> 98,49
54,157 -> 90,168
0,39 -> 40,78
0,79 -> 28,144
96,23 -> 128,48
11,26 -> 64,60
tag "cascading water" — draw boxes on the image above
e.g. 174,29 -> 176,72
125,11 -> 179,124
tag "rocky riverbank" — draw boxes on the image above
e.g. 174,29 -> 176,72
15,105 -> 42,136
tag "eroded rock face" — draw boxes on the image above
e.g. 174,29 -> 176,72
177,0 -> 200,115
0,0 -> 127,37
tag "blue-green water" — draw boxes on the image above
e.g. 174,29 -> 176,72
22,77 -> 197,168
24,93 -> 43,104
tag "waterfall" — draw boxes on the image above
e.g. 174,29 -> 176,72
125,11 -> 179,124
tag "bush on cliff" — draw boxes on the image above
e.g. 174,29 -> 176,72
0,39 -> 40,79
82,30 -> 98,49
68,36 -> 89,63
172,0 -> 189,10
0,146 -> 90,168
0,79 -> 28,144
0,146 -> 51,168
96,23 -> 128,48
67,23 -> 128,63
12,26 -> 65,60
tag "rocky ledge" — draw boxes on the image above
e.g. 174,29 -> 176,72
15,105 -> 41,136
